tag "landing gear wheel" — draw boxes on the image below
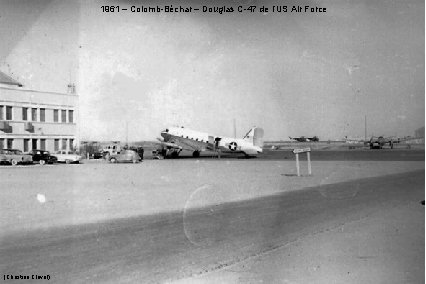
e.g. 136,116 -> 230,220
192,151 -> 200,158
65,159 -> 72,164
11,159 -> 18,166
39,160 -> 46,165
110,158 -> 117,163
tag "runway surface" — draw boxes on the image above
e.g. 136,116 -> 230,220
176,149 -> 425,161
1,169 -> 423,283
259,149 -> 425,161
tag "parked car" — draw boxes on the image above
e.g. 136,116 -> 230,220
52,150 -> 82,164
91,151 -> 104,159
129,146 -> 144,160
109,150 -> 141,163
0,149 -> 33,166
28,149 -> 57,165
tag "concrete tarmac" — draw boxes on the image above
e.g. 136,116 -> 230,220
177,149 -> 425,161
259,149 -> 425,161
0,160 -> 423,234
1,170 -> 423,283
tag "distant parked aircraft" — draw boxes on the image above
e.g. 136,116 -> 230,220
289,136 -> 319,142
344,135 -> 412,149
159,126 -> 264,158
368,136 -> 396,149
343,136 -> 365,143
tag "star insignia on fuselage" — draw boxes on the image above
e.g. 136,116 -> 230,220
229,141 -> 238,151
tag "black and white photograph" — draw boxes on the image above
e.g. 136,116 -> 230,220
0,0 -> 424,283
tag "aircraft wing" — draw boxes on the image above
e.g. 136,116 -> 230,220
306,136 -> 319,142
172,136 -> 208,152
161,142 -> 182,150
391,136 -> 418,143
289,136 -> 304,142
160,136 -> 207,152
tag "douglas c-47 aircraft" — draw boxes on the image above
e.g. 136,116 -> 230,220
289,136 -> 319,142
159,126 -> 264,158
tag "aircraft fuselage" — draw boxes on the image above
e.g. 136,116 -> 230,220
161,127 -> 263,156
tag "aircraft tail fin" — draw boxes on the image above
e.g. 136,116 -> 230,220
243,127 -> 264,147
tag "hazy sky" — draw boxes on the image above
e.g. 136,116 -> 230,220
0,0 -> 424,141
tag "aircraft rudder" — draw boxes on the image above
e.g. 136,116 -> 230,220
253,127 -> 264,147
243,127 -> 264,147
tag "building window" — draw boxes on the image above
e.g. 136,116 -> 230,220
24,139 -> 29,152
69,139 -> 74,151
22,107 -> 28,121
54,139 -> 59,151
32,139 -> 37,150
32,108 -> 37,122
0,106 -> 3,120
61,110 -> 66,123
54,109 -> 59,122
69,110 -> 74,123
40,139 -> 46,150
0,138 -> 4,149
61,139 -> 67,150
7,139 -> 13,149
40,108 -> 45,122
6,106 -> 12,120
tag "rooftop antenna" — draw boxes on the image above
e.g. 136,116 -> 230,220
126,121 -> 128,147
364,115 -> 367,141
233,118 -> 237,138
67,69 -> 74,94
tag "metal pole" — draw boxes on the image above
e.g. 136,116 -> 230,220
307,152 -> 312,175
233,118 -> 236,139
296,153 -> 300,176
365,115 -> 367,141
126,121 -> 128,147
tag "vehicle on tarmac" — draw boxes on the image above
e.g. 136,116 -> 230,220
108,149 -> 141,163
28,149 -> 57,165
0,149 -> 33,165
91,151 -> 104,159
52,150 -> 82,164
102,142 -> 121,160
129,146 -> 144,160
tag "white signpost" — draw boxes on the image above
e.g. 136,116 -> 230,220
292,147 -> 312,177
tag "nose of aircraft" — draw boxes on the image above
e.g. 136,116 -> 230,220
161,131 -> 171,142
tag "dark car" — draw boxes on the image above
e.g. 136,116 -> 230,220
91,151 -> 104,159
28,149 -> 58,165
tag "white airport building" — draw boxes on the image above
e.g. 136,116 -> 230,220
0,71 -> 78,153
